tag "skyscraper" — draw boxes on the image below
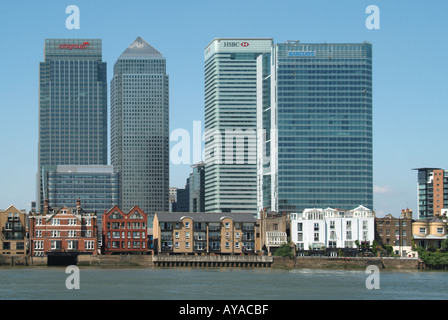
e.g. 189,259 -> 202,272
204,38 -> 273,213
37,39 -> 107,213
111,37 -> 169,213
258,41 -> 373,213
415,168 -> 447,219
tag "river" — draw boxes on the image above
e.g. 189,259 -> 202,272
1,266 -> 447,301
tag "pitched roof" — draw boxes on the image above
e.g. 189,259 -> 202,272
155,212 -> 257,223
119,36 -> 163,59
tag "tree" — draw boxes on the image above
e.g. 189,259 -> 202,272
273,243 -> 293,259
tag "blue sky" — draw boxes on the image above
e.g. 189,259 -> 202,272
0,1 -> 446,217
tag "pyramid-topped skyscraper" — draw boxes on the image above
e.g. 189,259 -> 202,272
111,37 -> 169,213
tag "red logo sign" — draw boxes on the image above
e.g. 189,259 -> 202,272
241,42 -> 249,47
59,42 -> 91,50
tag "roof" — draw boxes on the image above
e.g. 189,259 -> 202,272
119,36 -> 163,59
155,212 -> 257,223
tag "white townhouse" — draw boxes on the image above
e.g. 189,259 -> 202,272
290,205 -> 375,252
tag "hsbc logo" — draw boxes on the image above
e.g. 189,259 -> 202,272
223,41 -> 250,48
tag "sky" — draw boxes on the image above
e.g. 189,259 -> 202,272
0,0 -> 447,218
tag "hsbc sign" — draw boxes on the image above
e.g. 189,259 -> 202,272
223,41 -> 250,48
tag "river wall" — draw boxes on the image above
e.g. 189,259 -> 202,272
1,254 -> 420,270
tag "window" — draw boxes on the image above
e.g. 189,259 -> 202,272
314,232 -> 319,241
419,227 -> 426,234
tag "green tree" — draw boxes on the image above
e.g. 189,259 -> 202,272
273,243 -> 293,258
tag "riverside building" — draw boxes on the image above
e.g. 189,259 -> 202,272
204,38 -> 273,213
257,41 -> 373,214
111,37 -> 169,214
36,39 -> 108,213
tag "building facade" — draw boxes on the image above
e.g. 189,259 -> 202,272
258,42 -> 373,214
413,217 -> 447,249
374,209 -> 413,256
0,205 -> 28,256
46,165 -> 119,228
290,205 -> 375,253
29,199 -> 98,257
189,162 -> 205,212
102,206 -> 148,254
258,209 -> 288,254
204,38 -> 273,213
153,212 -> 258,254
37,39 -> 107,213
111,36 -> 169,214
415,168 -> 448,219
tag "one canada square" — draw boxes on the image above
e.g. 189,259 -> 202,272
36,39 -> 107,213
111,37 -> 169,213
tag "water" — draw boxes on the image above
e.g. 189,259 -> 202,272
1,266 -> 447,300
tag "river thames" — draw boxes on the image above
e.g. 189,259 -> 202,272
1,266 -> 447,300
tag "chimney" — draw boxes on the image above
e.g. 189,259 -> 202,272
76,198 -> 81,212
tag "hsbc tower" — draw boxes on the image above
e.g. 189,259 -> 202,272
204,38 -> 273,213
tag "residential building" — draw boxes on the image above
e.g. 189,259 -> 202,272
29,199 -> 98,258
189,162 -> 205,212
45,165 -> 119,228
153,212 -> 258,254
37,39 -> 107,213
102,206 -> 148,254
0,205 -> 28,256
413,217 -> 447,249
204,38 -> 273,213
258,41 -> 373,214
290,205 -> 375,254
375,209 -> 413,257
111,36 -> 169,214
415,168 -> 448,218
258,209 -> 288,254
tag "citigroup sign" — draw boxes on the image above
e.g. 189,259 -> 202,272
58,42 -> 91,50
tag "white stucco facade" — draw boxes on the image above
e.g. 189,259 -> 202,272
290,205 -> 375,250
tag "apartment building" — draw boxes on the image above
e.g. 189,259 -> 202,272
258,209 -> 288,254
153,212 -> 258,255
0,205 -> 28,256
290,205 -> 375,253
102,205 -> 148,254
29,199 -> 98,257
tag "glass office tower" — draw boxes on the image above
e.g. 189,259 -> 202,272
37,39 -> 107,213
258,42 -> 373,213
204,38 -> 273,213
111,37 -> 169,213
47,165 -> 119,227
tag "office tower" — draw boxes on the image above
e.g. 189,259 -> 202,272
204,38 -> 273,213
37,39 -> 107,213
111,37 -> 169,213
189,162 -> 205,212
258,42 -> 373,214
415,168 -> 447,219
46,165 -> 119,227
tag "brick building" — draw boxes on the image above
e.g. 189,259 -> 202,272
258,209 -> 288,254
375,209 -> 413,257
0,205 -> 28,256
102,206 -> 148,254
29,198 -> 98,258
153,212 -> 258,255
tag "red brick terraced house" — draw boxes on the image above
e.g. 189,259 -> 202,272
102,206 -> 148,254
29,198 -> 98,261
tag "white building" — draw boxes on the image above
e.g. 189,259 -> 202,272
290,205 -> 375,252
